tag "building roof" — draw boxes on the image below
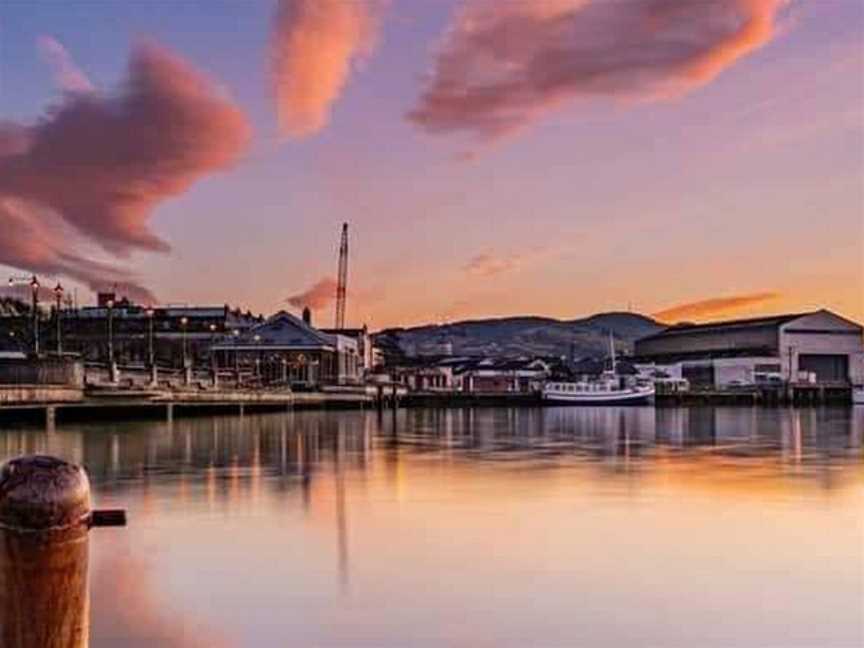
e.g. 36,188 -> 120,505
212,311 -> 336,351
638,311 -> 813,342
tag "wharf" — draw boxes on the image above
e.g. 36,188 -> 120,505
0,385 -> 377,425
403,392 -> 540,407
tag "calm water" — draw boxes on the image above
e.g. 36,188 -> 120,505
2,406 -> 862,647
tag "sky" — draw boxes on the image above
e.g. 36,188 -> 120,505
0,0 -> 862,330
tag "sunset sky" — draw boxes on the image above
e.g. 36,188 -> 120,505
1,0 -> 862,329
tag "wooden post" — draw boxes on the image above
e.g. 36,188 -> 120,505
0,455 -> 126,648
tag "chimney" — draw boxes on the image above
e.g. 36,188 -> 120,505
302,307 -> 312,326
97,292 -> 116,307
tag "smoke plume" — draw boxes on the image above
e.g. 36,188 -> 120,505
270,0 -> 384,137
408,0 -> 788,139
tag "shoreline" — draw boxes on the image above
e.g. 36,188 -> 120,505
0,387 -> 857,426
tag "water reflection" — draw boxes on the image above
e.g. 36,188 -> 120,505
0,406 -> 861,647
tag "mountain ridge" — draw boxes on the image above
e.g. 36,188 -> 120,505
373,311 -> 664,360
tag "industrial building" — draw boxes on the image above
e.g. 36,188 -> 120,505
634,310 -> 864,389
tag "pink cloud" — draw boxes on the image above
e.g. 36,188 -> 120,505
0,198 -> 156,304
408,0 -> 788,139
0,41 -> 252,303
270,0 -> 385,138
37,36 -> 95,94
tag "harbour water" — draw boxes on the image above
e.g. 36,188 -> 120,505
1,406 -> 862,647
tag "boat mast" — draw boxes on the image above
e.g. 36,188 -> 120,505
609,331 -> 617,375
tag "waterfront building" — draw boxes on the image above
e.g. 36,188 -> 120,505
0,292 -> 261,368
388,357 -> 457,391
319,326 -> 379,374
388,356 -> 551,393
634,309 -> 864,389
211,311 -> 362,387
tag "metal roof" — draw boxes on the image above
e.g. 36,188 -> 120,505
212,311 -> 336,351
638,312 -> 813,342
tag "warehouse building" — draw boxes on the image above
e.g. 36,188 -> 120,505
634,310 -> 864,389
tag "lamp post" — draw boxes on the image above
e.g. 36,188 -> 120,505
106,299 -> 115,366
29,275 -> 39,356
208,324 -> 218,387
145,307 -> 156,386
145,308 -> 155,367
254,334 -> 261,382
180,317 -> 189,369
53,283 -> 63,356
232,329 -> 240,384
208,323 -> 217,360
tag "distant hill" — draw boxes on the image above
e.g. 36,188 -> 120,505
374,312 -> 663,361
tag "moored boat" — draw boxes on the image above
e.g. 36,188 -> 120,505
543,331 -> 655,405
542,379 -> 655,405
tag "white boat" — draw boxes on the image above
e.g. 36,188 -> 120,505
543,378 -> 655,405
543,332 -> 655,405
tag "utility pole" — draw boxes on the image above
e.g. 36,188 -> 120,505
335,223 -> 349,330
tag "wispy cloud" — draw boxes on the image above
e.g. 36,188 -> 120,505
0,41 -> 252,302
408,0 -> 789,140
286,277 -> 338,310
270,0 -> 385,138
37,35 -> 95,94
463,252 -> 522,278
653,292 -> 781,323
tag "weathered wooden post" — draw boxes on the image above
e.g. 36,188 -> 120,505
0,455 -> 125,648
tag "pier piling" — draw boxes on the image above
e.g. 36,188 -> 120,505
0,455 -> 126,648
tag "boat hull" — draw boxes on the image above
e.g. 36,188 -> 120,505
542,389 -> 655,406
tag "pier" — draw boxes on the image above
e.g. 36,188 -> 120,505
0,383 -> 411,425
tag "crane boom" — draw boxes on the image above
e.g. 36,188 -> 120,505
335,223 -> 348,329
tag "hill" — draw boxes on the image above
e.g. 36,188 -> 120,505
374,312 -> 662,361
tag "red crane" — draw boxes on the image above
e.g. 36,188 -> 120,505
334,223 -> 348,330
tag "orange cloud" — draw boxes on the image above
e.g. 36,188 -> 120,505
408,0 -> 788,139
286,277 -> 338,310
270,0 -> 384,137
653,292 -> 781,323
0,41 -> 251,302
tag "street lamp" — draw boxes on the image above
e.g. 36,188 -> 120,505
53,283 -> 63,355
30,275 -> 39,355
145,307 -> 155,367
208,323 -> 217,353
254,333 -> 261,381
180,316 -> 189,369
106,299 -> 115,366
232,329 -> 241,380
208,323 -> 218,380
